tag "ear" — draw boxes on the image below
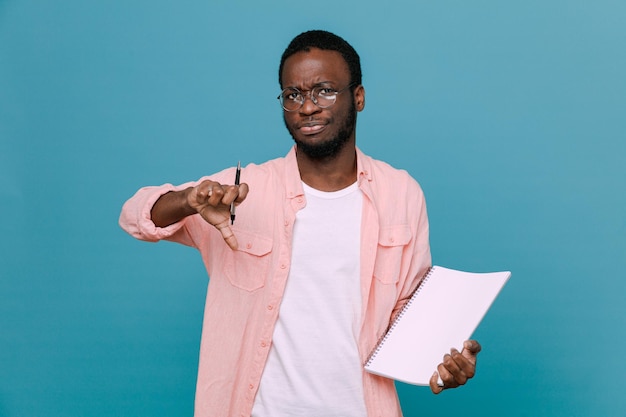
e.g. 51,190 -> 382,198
354,85 -> 365,112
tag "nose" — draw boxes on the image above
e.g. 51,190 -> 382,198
299,92 -> 321,115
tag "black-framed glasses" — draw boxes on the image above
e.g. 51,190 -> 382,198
277,83 -> 356,112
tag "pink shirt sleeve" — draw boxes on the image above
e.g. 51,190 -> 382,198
118,182 -> 195,242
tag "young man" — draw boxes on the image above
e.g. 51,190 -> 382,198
119,30 -> 481,416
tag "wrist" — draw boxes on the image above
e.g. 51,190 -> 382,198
182,187 -> 198,215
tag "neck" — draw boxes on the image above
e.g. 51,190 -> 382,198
296,141 -> 357,192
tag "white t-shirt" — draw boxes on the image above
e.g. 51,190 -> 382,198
251,181 -> 367,416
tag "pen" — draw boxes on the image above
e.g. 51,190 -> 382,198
230,161 -> 241,225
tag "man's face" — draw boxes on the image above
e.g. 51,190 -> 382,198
280,48 -> 362,159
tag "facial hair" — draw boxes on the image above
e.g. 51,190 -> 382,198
285,101 -> 357,160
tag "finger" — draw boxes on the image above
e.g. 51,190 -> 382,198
192,182 -> 208,204
444,350 -> 468,385
207,183 -> 226,206
463,340 -> 482,357
214,219 -> 238,250
437,360 -> 458,388
447,349 -> 469,385
195,181 -> 217,204
429,372 -> 444,395
221,184 -> 242,206
457,344 -> 479,379
221,183 -> 249,207
235,182 -> 249,204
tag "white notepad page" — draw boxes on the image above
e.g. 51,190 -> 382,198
364,266 -> 511,385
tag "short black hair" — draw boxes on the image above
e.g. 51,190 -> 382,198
279,30 -> 362,88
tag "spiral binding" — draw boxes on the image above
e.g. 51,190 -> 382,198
365,266 -> 435,366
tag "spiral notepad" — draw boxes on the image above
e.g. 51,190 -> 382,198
364,265 -> 510,386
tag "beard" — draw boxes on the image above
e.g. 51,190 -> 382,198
285,101 -> 357,160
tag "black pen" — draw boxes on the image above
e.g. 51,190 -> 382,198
230,161 -> 241,225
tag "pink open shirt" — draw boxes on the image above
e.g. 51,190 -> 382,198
119,146 -> 431,416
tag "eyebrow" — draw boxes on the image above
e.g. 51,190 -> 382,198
286,81 -> 335,90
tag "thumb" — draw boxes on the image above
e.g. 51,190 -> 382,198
462,340 -> 481,361
429,372 -> 444,395
215,220 -> 238,250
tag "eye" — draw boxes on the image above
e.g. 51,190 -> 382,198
283,89 -> 302,101
317,87 -> 337,97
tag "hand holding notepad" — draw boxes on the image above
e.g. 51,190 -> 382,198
428,339 -> 482,393
364,266 -> 511,386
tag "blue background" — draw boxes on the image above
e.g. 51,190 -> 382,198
1,1 -> 625,416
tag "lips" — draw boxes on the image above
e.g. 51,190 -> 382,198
298,120 -> 327,135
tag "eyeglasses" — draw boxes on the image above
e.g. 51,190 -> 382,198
277,83 -> 356,112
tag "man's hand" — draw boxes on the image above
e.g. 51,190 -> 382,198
429,339 -> 481,394
187,180 -> 249,250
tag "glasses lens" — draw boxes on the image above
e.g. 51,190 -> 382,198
280,88 -> 302,111
313,87 -> 337,108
